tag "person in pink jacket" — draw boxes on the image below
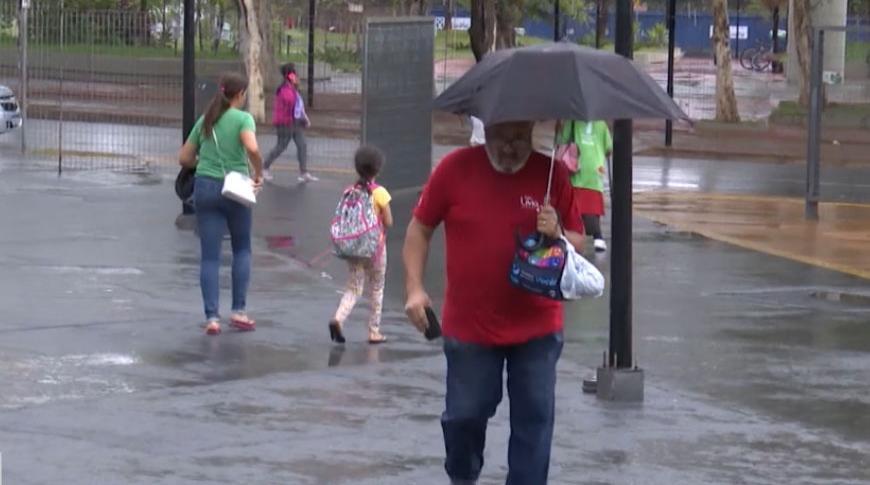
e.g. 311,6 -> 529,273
263,63 -> 316,183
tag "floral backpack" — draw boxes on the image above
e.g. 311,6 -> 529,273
330,183 -> 381,260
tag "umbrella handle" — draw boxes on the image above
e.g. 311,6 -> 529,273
545,132 -> 557,206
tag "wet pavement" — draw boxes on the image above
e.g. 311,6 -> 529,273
1,155 -> 869,484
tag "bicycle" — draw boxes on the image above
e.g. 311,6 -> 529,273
752,47 -> 775,72
739,43 -> 765,70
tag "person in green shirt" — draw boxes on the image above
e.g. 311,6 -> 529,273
558,120 -> 612,252
178,73 -> 264,335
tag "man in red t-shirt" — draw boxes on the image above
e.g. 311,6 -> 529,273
403,121 -> 584,484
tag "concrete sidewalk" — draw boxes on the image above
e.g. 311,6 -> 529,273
636,191 -> 870,281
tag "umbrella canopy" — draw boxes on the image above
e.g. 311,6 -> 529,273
433,42 -> 689,125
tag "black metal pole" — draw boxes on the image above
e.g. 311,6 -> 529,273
58,0 -> 65,175
307,0 -> 315,107
182,0 -> 195,140
610,0 -> 633,369
19,0 -> 28,155
595,0 -> 602,49
554,0 -> 560,41
182,0 -> 195,215
665,0 -> 676,146
806,29 -> 823,220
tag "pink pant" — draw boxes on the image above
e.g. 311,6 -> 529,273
333,250 -> 386,332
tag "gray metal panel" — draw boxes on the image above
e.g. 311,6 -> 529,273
362,17 -> 434,190
195,78 -> 218,119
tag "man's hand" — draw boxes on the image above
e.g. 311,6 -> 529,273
537,204 -> 562,239
404,288 -> 431,334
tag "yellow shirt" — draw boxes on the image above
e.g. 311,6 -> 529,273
372,186 -> 391,216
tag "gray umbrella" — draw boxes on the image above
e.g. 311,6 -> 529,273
433,42 -> 688,125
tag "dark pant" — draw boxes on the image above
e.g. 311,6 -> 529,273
442,332 -> 563,485
582,214 -> 603,240
193,176 -> 253,320
264,124 -> 308,174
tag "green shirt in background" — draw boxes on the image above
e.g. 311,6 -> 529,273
188,108 -> 257,180
558,120 -> 612,192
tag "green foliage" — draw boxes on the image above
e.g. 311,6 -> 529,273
845,41 -> 870,62
526,0 -> 589,24
643,22 -> 668,49
320,45 -> 361,72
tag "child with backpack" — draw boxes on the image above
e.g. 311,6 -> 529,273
329,146 -> 393,344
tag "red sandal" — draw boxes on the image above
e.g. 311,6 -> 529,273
230,313 -> 256,332
205,319 -> 221,335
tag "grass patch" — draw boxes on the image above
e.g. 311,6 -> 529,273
770,100 -> 870,128
846,42 -> 870,63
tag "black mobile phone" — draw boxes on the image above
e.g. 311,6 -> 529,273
424,307 -> 442,341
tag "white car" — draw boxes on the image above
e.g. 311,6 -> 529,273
0,85 -> 22,134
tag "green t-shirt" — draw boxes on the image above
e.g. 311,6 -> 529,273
188,108 -> 257,180
558,120 -> 612,191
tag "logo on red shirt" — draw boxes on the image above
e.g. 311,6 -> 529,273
520,195 -> 541,211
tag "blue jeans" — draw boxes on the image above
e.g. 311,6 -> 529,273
442,332 -> 564,485
194,176 -> 252,320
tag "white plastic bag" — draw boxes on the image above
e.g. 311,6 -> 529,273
221,171 -> 257,207
559,237 -> 605,299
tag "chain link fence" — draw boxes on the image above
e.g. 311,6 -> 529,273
0,1 -> 436,174
2,0 -> 863,175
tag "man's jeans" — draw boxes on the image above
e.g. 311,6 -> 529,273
442,332 -> 563,485
194,176 -> 252,320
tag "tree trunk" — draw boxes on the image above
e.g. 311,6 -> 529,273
792,0 -> 812,107
445,0 -> 453,31
712,0 -> 740,121
237,0 -> 266,121
469,0 -> 496,61
197,0 -> 204,52
596,0 -> 610,46
140,0 -> 151,46
162,0 -> 168,45
416,0 -> 430,15
494,1 -> 517,49
213,2 -> 225,54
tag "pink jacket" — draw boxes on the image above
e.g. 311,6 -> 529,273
272,83 -> 298,126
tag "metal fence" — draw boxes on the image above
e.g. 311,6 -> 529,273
1,4 -> 188,171
805,23 -> 870,218
0,2 -> 422,174
3,0 -> 864,175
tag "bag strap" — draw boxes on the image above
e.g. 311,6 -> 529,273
213,130 -> 226,176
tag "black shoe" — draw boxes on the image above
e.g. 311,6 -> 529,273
329,320 -> 346,344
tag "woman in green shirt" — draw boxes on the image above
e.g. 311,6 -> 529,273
178,73 -> 264,335
558,120 -> 612,252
